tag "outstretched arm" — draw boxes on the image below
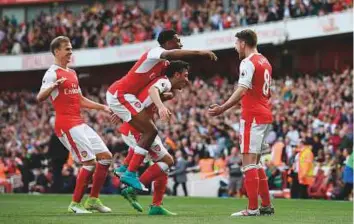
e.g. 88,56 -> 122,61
208,86 -> 248,116
80,95 -> 112,114
160,49 -> 218,61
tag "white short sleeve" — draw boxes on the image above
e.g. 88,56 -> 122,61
147,47 -> 165,60
152,78 -> 172,93
40,70 -> 57,89
238,59 -> 255,89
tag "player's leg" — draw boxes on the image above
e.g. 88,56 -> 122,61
114,132 -> 139,177
81,124 -> 112,213
257,124 -> 274,215
231,119 -> 260,217
106,91 -> 156,190
59,125 -> 96,214
116,132 -> 144,212
148,152 -> 176,216
139,136 -> 172,189
124,111 -> 158,189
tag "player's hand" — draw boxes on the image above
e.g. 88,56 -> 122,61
161,92 -> 174,101
102,105 -> 114,114
203,51 -> 218,61
110,113 -> 121,125
208,104 -> 224,117
158,106 -> 172,122
52,77 -> 67,88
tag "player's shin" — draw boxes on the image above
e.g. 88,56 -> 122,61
90,159 -> 110,198
258,165 -> 271,207
127,146 -> 148,172
140,162 -> 169,187
242,164 -> 259,210
152,173 -> 168,206
72,165 -> 94,203
124,147 -> 135,166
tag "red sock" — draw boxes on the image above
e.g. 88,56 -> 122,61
244,168 -> 259,210
127,153 -> 145,172
90,163 -> 109,198
258,168 -> 271,207
139,163 -> 164,186
152,173 -> 168,206
123,148 -> 134,166
73,167 -> 93,203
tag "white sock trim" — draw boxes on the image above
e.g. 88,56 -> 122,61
157,162 -> 169,172
82,165 -> 95,172
98,159 -> 111,166
134,145 -> 148,155
241,164 -> 258,173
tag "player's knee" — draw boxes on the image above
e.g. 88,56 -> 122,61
82,159 -> 96,167
165,154 -> 174,167
241,164 -> 258,173
96,151 -> 113,166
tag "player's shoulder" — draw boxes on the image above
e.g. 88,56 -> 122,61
44,64 -> 60,78
45,64 -> 59,74
240,56 -> 255,71
148,46 -> 164,52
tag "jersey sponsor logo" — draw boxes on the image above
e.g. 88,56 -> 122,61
64,84 -> 80,95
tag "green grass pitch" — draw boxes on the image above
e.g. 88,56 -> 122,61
0,194 -> 352,224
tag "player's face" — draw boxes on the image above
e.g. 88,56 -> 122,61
173,69 -> 189,89
168,34 -> 183,50
235,38 -> 245,60
56,42 -> 73,63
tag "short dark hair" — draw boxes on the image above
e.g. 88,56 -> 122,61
165,60 -> 190,78
50,36 -> 70,55
157,29 -> 177,46
235,29 -> 257,48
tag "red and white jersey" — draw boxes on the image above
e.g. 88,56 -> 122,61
238,53 -> 273,124
41,64 -> 83,136
119,77 -> 172,137
108,47 -> 169,96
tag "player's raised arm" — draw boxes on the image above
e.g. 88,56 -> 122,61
160,49 -> 218,61
152,29 -> 218,61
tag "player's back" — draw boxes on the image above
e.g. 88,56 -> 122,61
240,53 -> 272,123
43,65 -> 83,135
108,47 -> 169,96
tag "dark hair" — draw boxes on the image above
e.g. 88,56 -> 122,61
235,29 -> 257,48
165,60 -> 190,78
50,36 -> 70,55
157,29 -> 177,46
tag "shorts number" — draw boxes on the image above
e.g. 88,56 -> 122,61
262,69 -> 271,96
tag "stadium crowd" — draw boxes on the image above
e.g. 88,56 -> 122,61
0,0 -> 352,55
0,68 -> 352,200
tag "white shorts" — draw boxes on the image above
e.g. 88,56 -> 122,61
239,119 -> 271,154
121,131 -> 168,162
106,91 -> 144,122
58,124 -> 109,163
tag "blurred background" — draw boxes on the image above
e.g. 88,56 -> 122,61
0,0 -> 352,201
